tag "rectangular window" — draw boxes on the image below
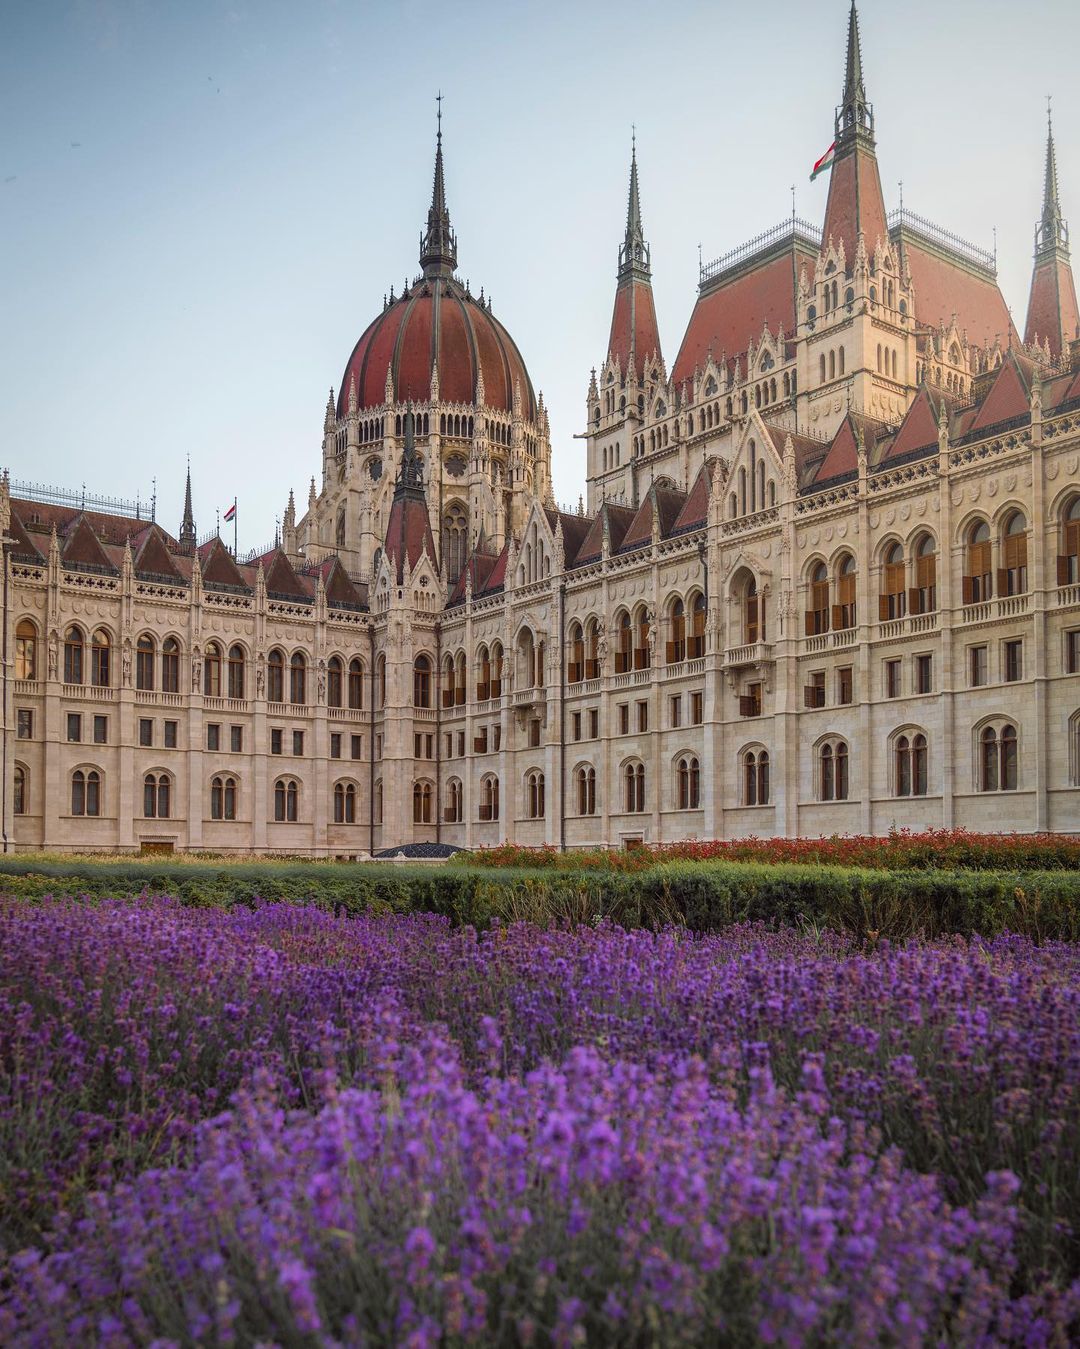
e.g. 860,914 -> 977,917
915,653 -> 933,695
1065,630 -> 1080,675
690,691 -> 703,725
271,728 -> 283,755
425,734 -> 434,759
885,659 -> 901,699
618,703 -> 629,735
837,666 -> 854,706
670,695 -> 682,728
474,726 -> 489,754
16,709 -> 33,739
636,700 -> 648,733
66,713 -> 81,743
93,714 -> 107,745
528,718 -> 541,748
331,733 -> 342,759
139,718 -> 153,747
457,731 -> 465,757
164,720 -> 178,749
1003,639 -> 1023,683
414,733 -> 422,758
970,645 -> 988,687
351,735 -> 362,760
206,723 -> 220,752
292,730 -> 304,756
588,708 -> 599,738
230,725 -> 243,752
492,724 -> 502,752
804,671 -> 826,709
571,711 -> 582,742
739,682 -> 763,717
376,734 -> 383,759
444,732 -> 453,758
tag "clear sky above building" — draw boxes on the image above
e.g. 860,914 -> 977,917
2,0 -> 1078,548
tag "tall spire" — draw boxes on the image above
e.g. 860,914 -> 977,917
836,2 -> 873,147
1036,104 -> 1068,256
419,93 -> 457,279
179,462 -> 195,551
618,130 -> 650,283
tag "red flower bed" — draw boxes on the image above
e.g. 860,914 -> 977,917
465,828 -> 1080,873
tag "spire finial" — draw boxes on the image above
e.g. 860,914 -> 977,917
618,132 -> 650,283
836,2 -> 873,145
1036,96 -> 1068,256
420,92 -> 457,278
179,460 -> 195,551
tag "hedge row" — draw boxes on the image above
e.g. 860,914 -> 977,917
1,856 -> 1079,941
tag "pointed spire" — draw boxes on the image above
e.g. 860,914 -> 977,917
179,462 -> 196,551
324,387 -> 336,433
836,2 -> 873,146
618,131 -> 651,283
419,93 -> 457,279
308,476 -> 317,511
1037,103 -> 1069,256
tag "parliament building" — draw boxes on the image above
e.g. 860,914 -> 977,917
4,5 -> 1080,854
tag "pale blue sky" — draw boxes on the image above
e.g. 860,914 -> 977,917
3,0 -> 1078,549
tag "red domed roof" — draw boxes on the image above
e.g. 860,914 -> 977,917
337,275 -> 537,420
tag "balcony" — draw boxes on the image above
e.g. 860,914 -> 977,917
514,686 -> 544,707
205,695 -> 251,714
725,641 -> 774,667
135,689 -> 184,707
877,612 -> 940,641
1056,583 -> 1080,609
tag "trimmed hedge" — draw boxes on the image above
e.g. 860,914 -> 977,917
0,855 -> 1079,941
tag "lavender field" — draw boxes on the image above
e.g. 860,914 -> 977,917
1,897 -> 1078,1346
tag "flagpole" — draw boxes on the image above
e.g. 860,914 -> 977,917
233,497 -> 238,560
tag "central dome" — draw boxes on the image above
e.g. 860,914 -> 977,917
337,115 -> 537,422
337,275 -> 537,420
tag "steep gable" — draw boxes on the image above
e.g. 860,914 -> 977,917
134,525 -> 184,582
262,548 -> 310,599
199,536 -> 250,589
968,353 -> 1032,435
6,508 -> 43,562
61,515 -> 115,572
671,462 -> 714,533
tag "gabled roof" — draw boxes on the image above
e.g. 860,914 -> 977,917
764,427 -> 829,489
61,514 -> 116,572
882,385 -> 954,463
9,498 -> 163,550
572,501 -> 636,567
383,491 -> 437,584
543,507 -> 592,565
261,548 -> 310,599
198,535 -> 250,589
618,483 -> 688,552
134,524 -> 185,582
812,411 -> 886,483
316,556 -> 366,608
608,279 -> 662,377
967,351 -> 1033,435
5,508 -> 44,562
898,237 -> 1017,350
671,461 -> 715,533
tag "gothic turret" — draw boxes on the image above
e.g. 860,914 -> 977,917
606,137 -> 663,378
178,465 -> 196,552
820,3 -> 888,262
419,99 -> 457,280
1024,108 -> 1079,358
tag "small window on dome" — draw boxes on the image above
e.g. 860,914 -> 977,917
368,458 -> 382,481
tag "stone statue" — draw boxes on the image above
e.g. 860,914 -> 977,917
47,629 -> 58,680
122,638 -> 131,685
317,657 -> 327,702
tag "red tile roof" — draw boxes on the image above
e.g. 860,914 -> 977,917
607,278 -> 662,375
1024,254 -> 1080,358
883,386 -> 953,462
968,352 -> 1032,434
199,536 -> 249,589
134,525 -> 184,581
384,492 -> 438,584
571,502 -> 636,566
61,515 -> 115,571
900,240 -> 1016,350
820,144 -> 889,258
671,461 -> 715,532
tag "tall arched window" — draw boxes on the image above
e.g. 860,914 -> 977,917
444,778 -> 462,823
667,598 -> 686,664
1059,496 -> 1080,584
964,522 -> 992,603
228,645 -> 246,699
476,644 -> 491,700
274,778 -> 299,822
894,733 -> 929,797
89,629 -> 111,687
676,756 -> 700,809
806,562 -> 829,635
413,780 -> 433,824
455,652 -> 466,706
15,619 -> 36,680
689,593 -> 706,659
490,644 -> 503,698
327,656 -> 343,707
211,775 -> 237,820
880,543 -> 906,621
624,762 -> 645,813
204,642 -> 223,697
820,739 -> 849,801
744,750 -> 769,805
71,768 -> 101,817
1001,512 -> 1028,596
13,764 -> 26,815
744,577 -> 764,644
634,609 -> 650,671
834,556 -> 856,630
65,626 -> 85,685
413,655 -> 432,708
267,650 -> 285,703
576,765 -> 596,815
615,611 -> 632,673
480,774 -> 499,821
526,770 -> 545,819
161,639 -> 180,694
567,621 -> 584,683
348,659 -> 363,709
442,502 -> 468,586
289,652 -> 307,705
374,778 -> 383,824
980,724 -> 1017,791
334,781 -> 357,824
143,773 -> 171,819
911,534 -> 937,614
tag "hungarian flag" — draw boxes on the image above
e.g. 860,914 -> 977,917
223,501 -> 236,523
810,142 -> 835,181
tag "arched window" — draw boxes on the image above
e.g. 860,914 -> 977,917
879,542 -> 906,621
289,652 -> 306,705
135,635 -> 155,690
1059,496 -> 1080,584
65,626 -> 85,685
615,610 -> 632,673
689,592 -> 706,659
742,575 -> 764,644
480,774 -> 499,821
211,775 -> 237,820
374,778 -> 383,824
806,562 -> 829,635
476,644 -> 491,701
911,535 -> 937,614
667,598 -> 686,664
71,768 -> 101,817
348,659 -> 364,709
90,629 -> 111,687
228,645 -> 246,700
490,643 -> 503,698
335,507 -> 346,549
327,656 -> 343,708
676,755 -> 701,809
203,642 -> 223,697
584,619 -> 600,680
143,772 -> 171,819
13,764 -> 26,815
376,654 -> 387,708
1001,511 -> 1028,596
15,619 -> 36,680
161,639 -> 180,694
635,608 -> 650,670
833,555 -> 856,630
442,502 -> 468,586
413,780 -> 433,824
624,762 -> 645,813
444,778 -> 462,824
892,732 -> 929,797
455,652 -> 466,707
526,770 -> 545,819
576,765 -> 596,815
274,777 -> 299,822
413,655 -> 432,708
744,750 -> 769,805
980,724 -> 1017,791
567,621 -> 584,683
267,650 -> 285,704
819,739 -> 849,801
334,781 -> 357,824
964,522 -> 992,604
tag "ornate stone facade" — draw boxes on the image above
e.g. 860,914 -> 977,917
3,4 -> 1079,854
